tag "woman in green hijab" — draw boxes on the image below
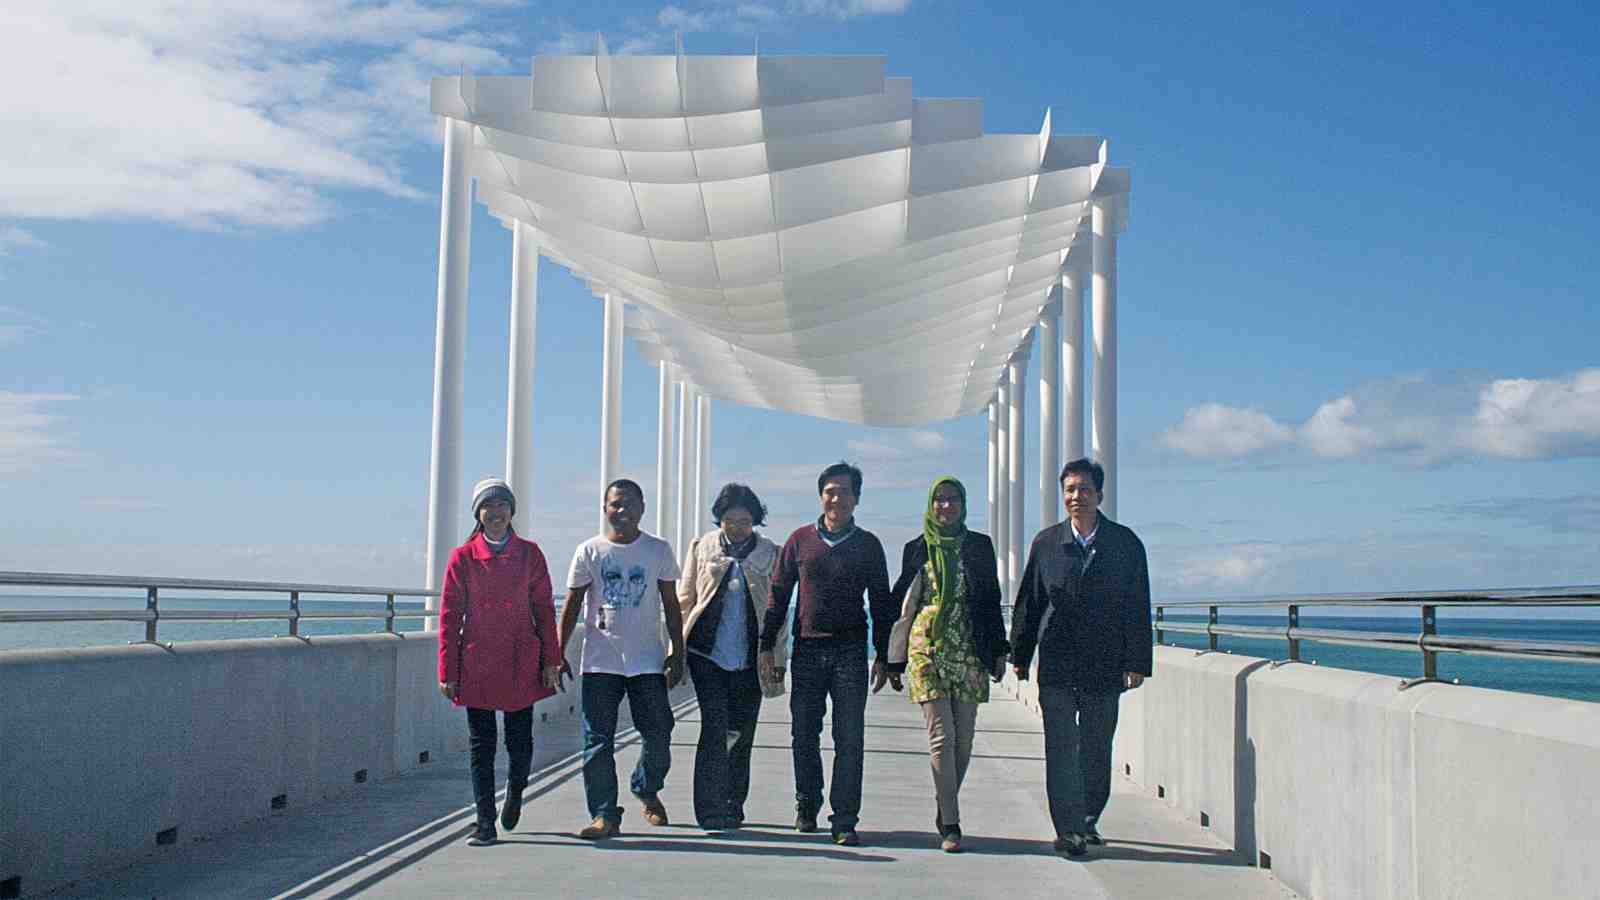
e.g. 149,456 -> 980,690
886,476 -> 1009,852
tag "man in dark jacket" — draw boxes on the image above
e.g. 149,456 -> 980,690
1009,458 -> 1153,857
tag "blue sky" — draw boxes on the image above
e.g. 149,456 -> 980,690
2,0 -> 1598,603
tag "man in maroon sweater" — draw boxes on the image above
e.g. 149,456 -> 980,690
758,461 -> 898,846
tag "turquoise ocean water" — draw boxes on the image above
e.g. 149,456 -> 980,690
3,594 -> 1596,703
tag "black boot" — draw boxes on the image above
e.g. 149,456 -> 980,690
501,780 -> 525,831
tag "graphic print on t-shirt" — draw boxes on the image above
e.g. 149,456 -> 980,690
600,557 -> 649,608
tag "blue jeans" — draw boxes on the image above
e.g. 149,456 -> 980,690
789,637 -> 868,831
688,654 -> 763,825
581,672 -> 675,823
1037,686 -> 1120,839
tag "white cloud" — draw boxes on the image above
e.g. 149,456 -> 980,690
0,392 -> 81,475
0,306 -> 49,346
1158,369 -> 1600,464
786,0 -> 911,19
1158,403 -> 1293,459
847,428 -> 945,460
0,226 -> 46,256
551,0 -> 912,56
0,1 -> 510,229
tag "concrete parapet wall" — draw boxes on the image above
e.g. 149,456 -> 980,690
1004,646 -> 1600,900
0,631 -> 690,897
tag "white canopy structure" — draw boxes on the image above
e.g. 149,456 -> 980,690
421,43 -> 1131,609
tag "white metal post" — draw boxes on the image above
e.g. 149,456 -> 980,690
696,394 -> 711,536
424,116 -> 474,626
995,372 -> 1010,599
1007,350 -> 1028,597
1092,201 -> 1119,518
1038,290 -> 1061,531
656,362 -> 675,538
987,400 -> 999,537
1063,265 -> 1086,463
677,381 -> 696,558
505,221 -> 539,537
599,293 -> 624,533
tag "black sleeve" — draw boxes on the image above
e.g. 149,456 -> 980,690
968,534 -> 1009,663
1008,534 -> 1048,672
1123,536 -> 1154,677
890,539 -> 921,604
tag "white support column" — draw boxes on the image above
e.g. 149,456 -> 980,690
677,381 -> 695,557
656,362 -> 674,538
995,372 -> 1010,599
696,394 -> 711,536
1007,350 -> 1029,597
1062,264 -> 1086,463
1038,291 -> 1061,531
424,116 -> 474,624
1092,201 -> 1119,518
987,400 -> 998,538
598,293 -> 624,533
505,222 -> 539,537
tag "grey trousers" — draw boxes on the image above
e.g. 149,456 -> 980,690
921,697 -> 979,827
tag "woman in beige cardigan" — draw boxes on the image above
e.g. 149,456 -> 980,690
680,483 -> 788,831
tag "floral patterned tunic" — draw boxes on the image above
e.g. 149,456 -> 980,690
906,555 -> 990,704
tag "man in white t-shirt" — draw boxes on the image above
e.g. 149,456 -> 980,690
558,478 -> 685,840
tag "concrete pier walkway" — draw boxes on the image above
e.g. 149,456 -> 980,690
50,688 -> 1294,899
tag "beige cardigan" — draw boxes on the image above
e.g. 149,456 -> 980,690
681,529 -> 789,695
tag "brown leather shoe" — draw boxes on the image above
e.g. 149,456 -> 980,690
578,816 -> 620,840
640,797 -> 669,827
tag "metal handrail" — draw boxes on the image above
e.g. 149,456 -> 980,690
0,571 -> 438,643
1153,586 -> 1600,684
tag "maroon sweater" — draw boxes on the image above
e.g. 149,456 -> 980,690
760,523 -> 896,657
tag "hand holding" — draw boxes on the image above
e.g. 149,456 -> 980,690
1124,671 -> 1145,690
757,650 -> 777,684
665,651 -> 685,689
1013,663 -> 1029,682
543,665 -> 563,691
438,681 -> 459,701
991,655 -> 1008,683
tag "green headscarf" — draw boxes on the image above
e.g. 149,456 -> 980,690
923,476 -> 967,648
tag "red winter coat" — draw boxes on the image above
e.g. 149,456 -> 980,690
437,533 -> 559,711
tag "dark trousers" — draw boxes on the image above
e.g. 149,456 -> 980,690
1037,686 -> 1121,839
789,637 -> 868,832
466,706 -> 533,831
581,672 -> 675,823
688,654 -> 763,825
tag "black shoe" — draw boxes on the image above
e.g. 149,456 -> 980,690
501,784 -> 524,831
1053,834 -> 1088,857
467,825 -> 498,847
832,829 -> 861,846
796,811 -> 818,833
1084,824 -> 1104,846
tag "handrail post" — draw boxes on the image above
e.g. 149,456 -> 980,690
289,591 -> 301,638
385,594 -> 396,634
1207,605 -> 1218,651
1420,604 -> 1437,680
146,586 -> 159,643
1287,604 -> 1300,661
1155,605 -> 1165,645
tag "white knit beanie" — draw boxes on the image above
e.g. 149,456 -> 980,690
471,477 -> 515,518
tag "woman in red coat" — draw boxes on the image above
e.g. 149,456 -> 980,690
438,478 -> 561,846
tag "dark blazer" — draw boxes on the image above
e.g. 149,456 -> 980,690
1008,516 -> 1153,690
887,531 -> 1010,675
